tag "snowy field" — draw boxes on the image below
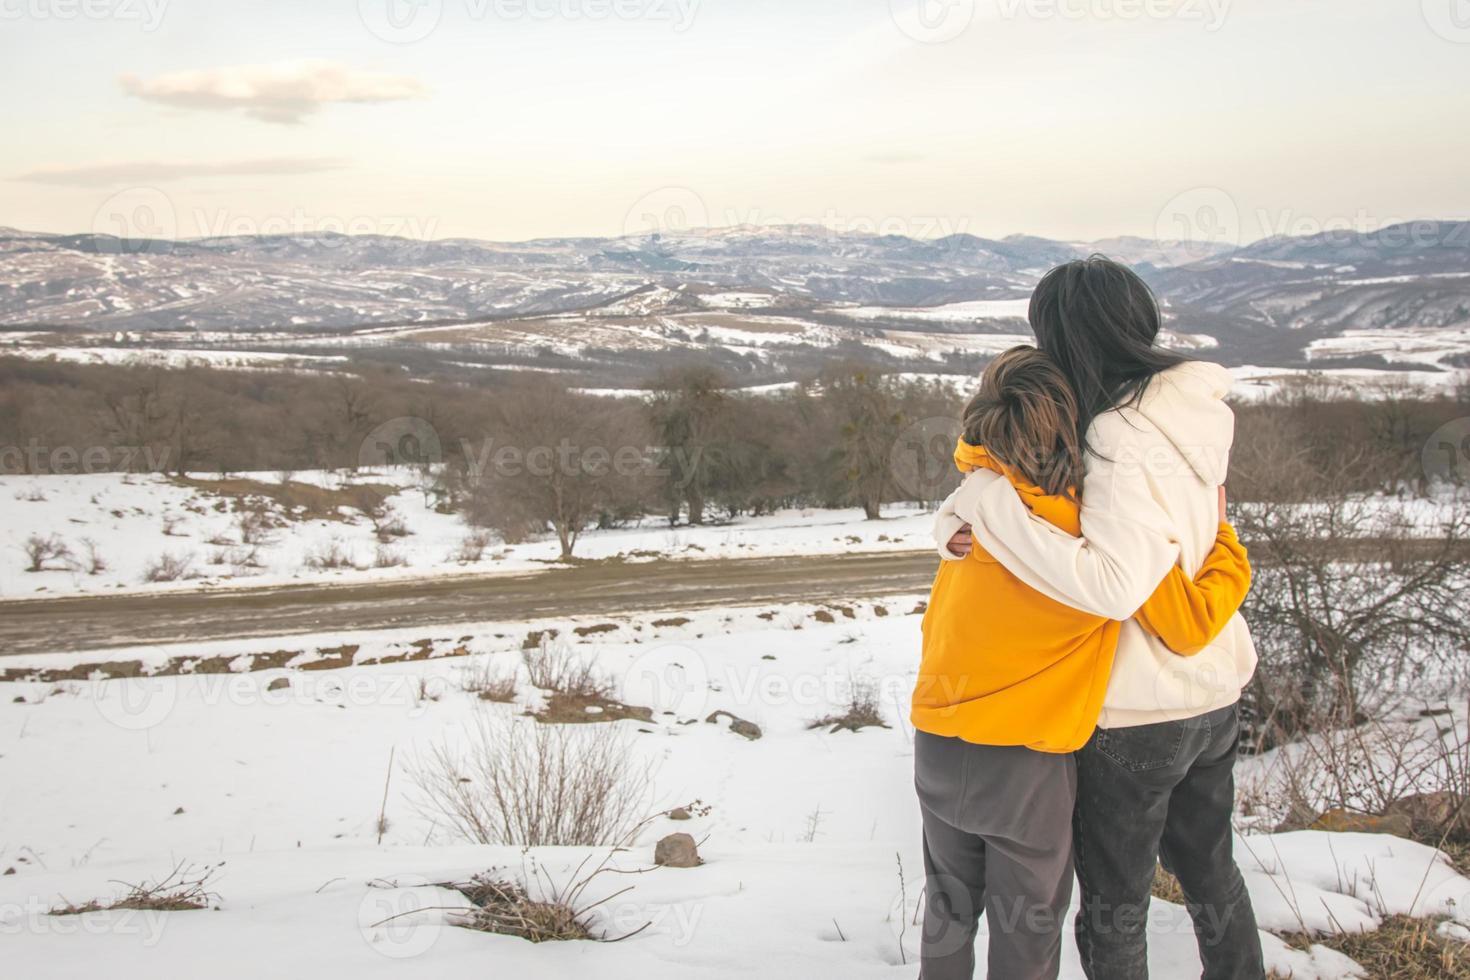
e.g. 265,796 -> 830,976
4,469 -> 1458,602
0,470 -> 938,599
2,603 -> 1466,978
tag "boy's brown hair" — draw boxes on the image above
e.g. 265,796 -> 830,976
962,346 -> 1085,498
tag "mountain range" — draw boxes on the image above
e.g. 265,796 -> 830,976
1,221 -> 1466,390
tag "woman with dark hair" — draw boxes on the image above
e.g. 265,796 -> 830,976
938,256 -> 1266,979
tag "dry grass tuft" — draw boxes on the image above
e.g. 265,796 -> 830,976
1278,915 -> 1470,979
447,875 -> 595,943
808,679 -> 888,733
517,637 -> 651,723
175,476 -> 395,523
1150,864 -> 1185,905
50,862 -> 221,915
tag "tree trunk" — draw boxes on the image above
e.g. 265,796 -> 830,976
686,485 -> 705,525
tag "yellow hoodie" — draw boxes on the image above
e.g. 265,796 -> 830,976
912,441 -> 1252,753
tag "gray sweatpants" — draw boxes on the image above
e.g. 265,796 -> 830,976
914,731 -> 1077,980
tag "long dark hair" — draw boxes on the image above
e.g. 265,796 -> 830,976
1028,255 -> 1187,454
962,346 -> 1083,497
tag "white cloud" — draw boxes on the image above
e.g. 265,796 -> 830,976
15,157 -> 347,187
119,59 -> 426,124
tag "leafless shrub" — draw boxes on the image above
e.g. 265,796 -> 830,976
406,713 -> 651,847
23,533 -> 72,572
462,659 -> 518,703
161,514 -> 186,537
207,544 -> 256,570
235,505 -> 274,545
1243,704 -> 1470,843
371,505 -> 410,543
305,537 -> 358,570
226,544 -> 261,574
415,677 -> 443,706
452,529 -> 494,564
438,850 -> 652,943
373,544 -> 408,568
521,638 -> 609,698
50,862 -> 222,915
808,677 -> 889,732
1233,429 -> 1470,732
143,551 -> 196,582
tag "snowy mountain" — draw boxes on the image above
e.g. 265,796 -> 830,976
1,222 -> 1467,386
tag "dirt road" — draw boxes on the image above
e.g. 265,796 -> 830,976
0,551 -> 939,656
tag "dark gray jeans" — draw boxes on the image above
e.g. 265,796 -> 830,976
1073,703 -> 1265,980
914,732 -> 1077,980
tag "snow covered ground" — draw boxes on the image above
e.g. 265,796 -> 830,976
0,470 -> 939,599
834,299 -> 1032,322
2,603 -> 1467,978
1230,363 -> 1466,401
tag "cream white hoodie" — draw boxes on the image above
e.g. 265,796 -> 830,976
934,360 -> 1258,728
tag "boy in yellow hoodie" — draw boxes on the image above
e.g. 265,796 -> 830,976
910,347 -> 1251,980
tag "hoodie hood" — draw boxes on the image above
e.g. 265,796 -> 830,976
1131,361 -> 1236,486
953,439 -> 1082,535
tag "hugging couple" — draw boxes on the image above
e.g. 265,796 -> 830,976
910,257 -> 1264,980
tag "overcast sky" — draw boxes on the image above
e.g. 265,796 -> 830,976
2,0 -> 1466,246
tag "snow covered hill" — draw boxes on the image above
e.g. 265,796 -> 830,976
5,222 -> 1466,387
1,604 -> 1465,978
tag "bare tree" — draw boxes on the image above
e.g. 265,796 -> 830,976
646,366 -> 728,525
464,380 -> 651,559
821,364 -> 905,520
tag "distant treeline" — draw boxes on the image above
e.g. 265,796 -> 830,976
0,357 -> 961,549
2,357 -> 1466,548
